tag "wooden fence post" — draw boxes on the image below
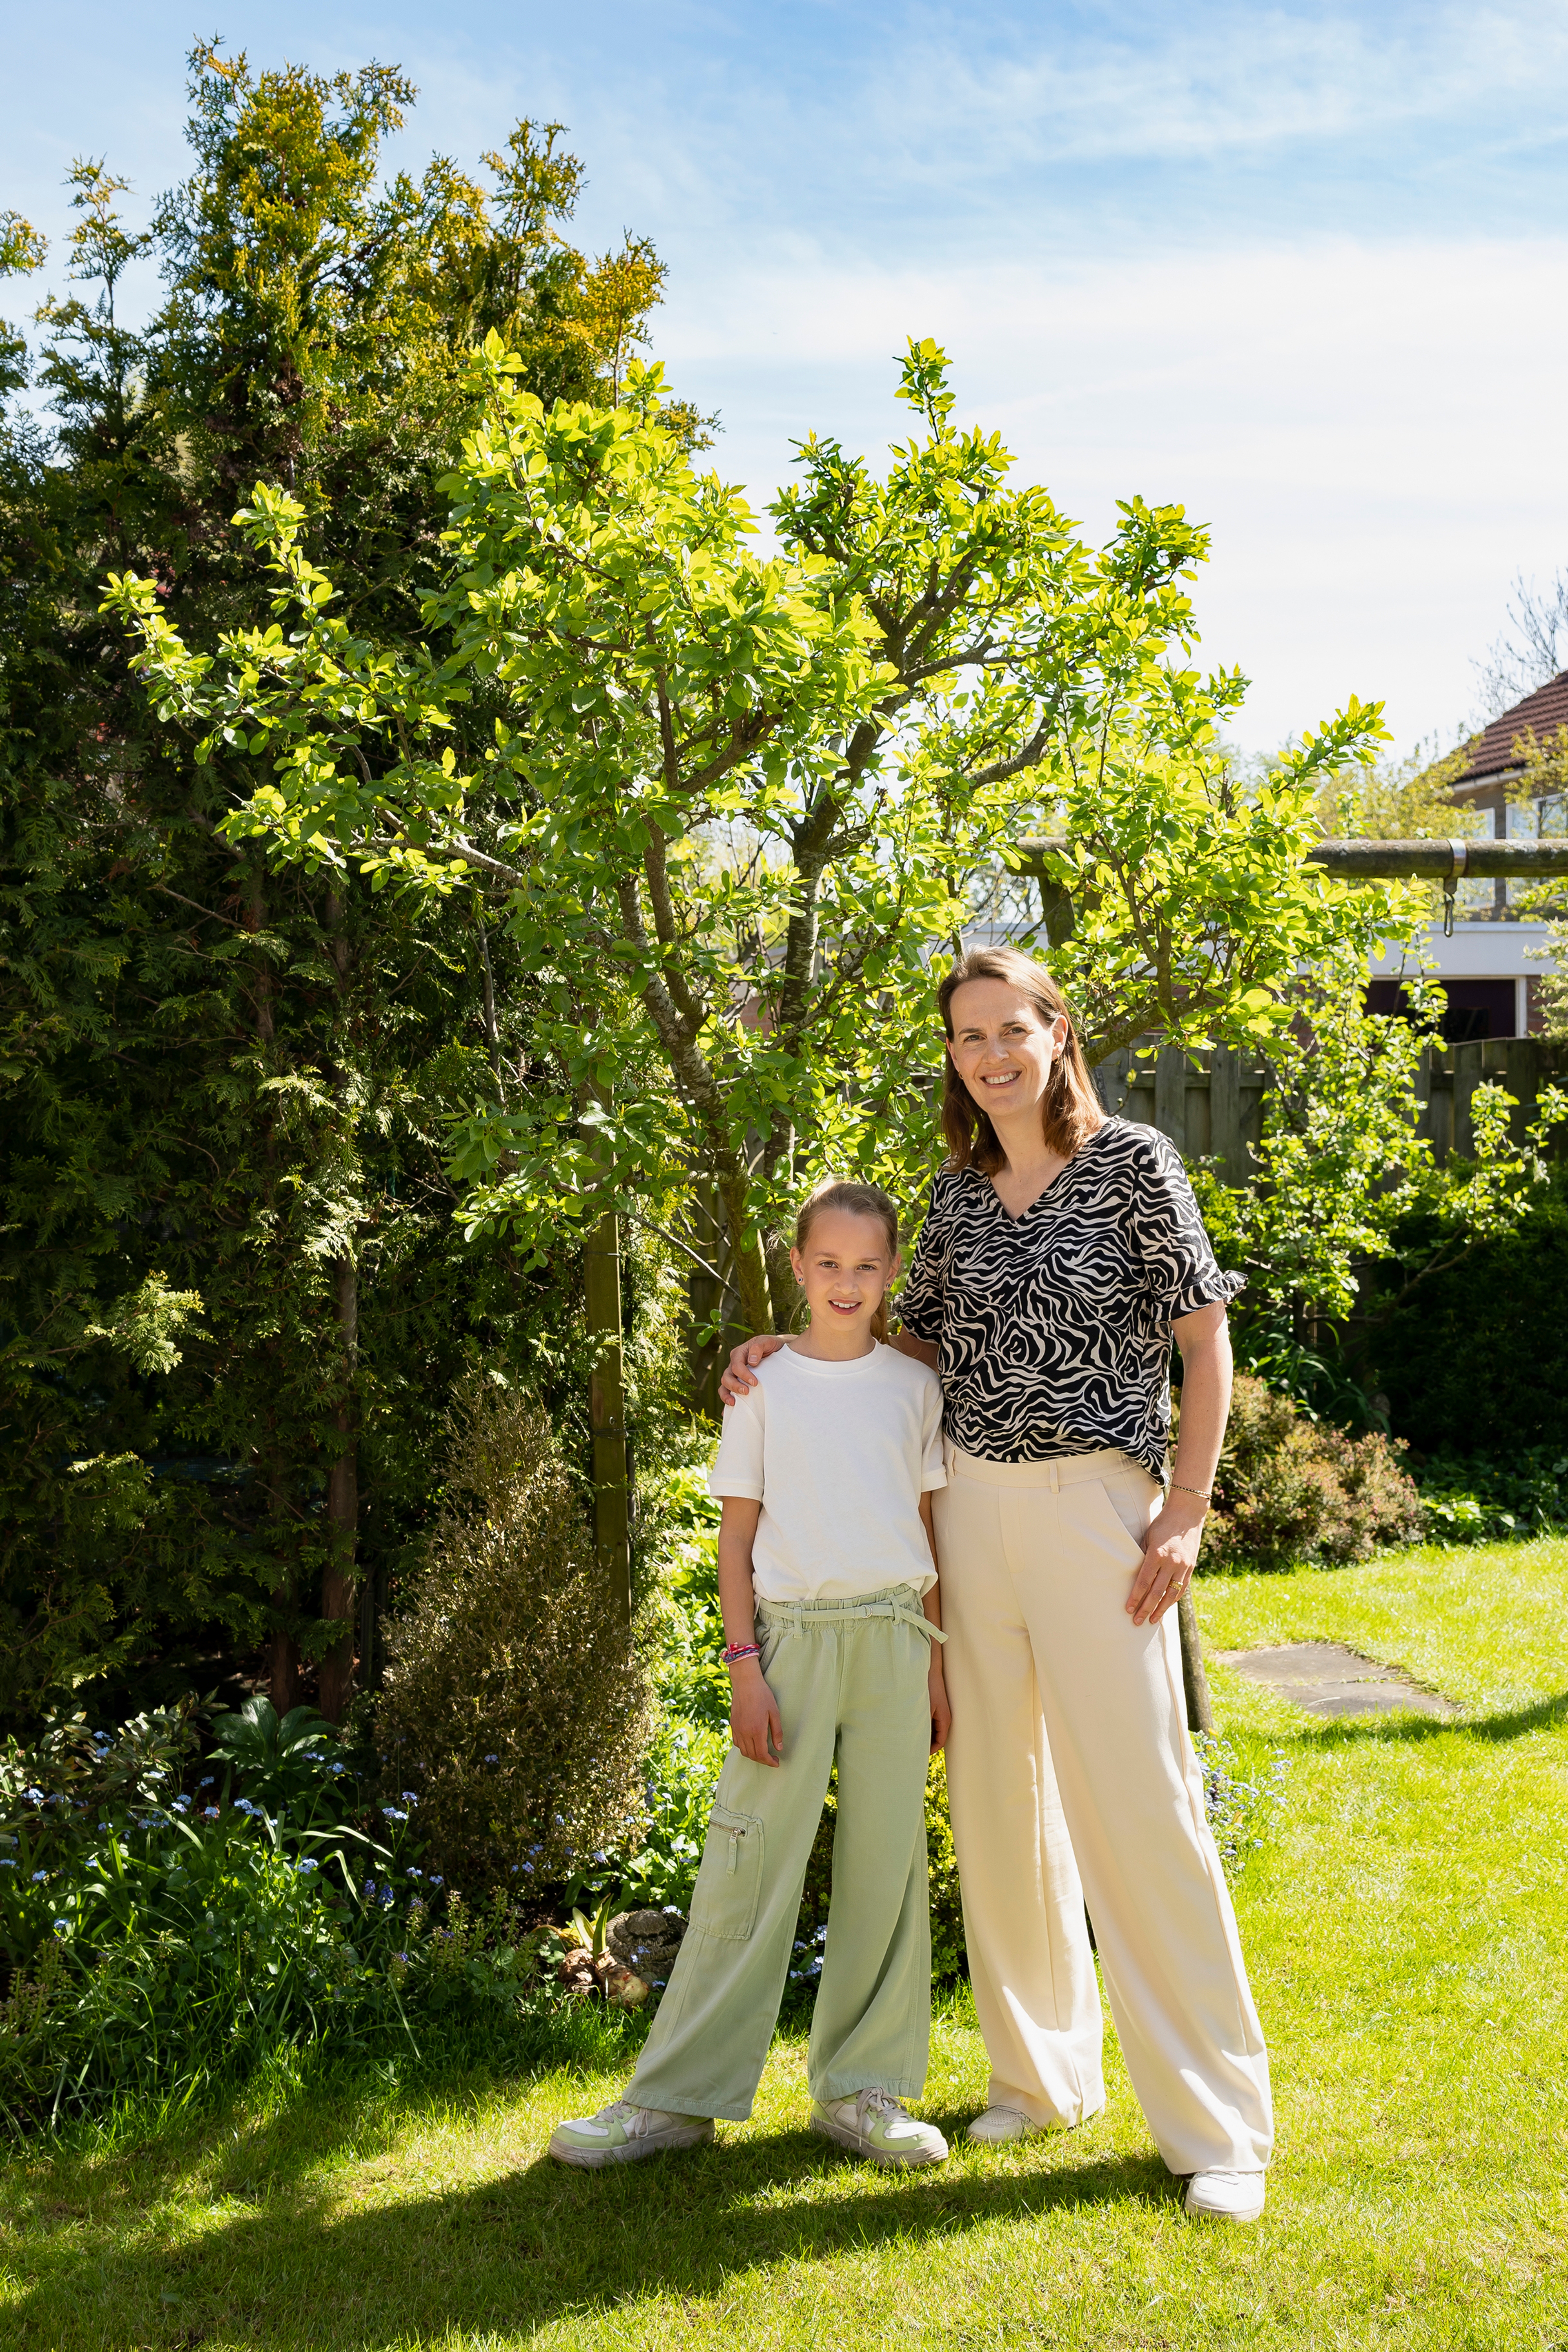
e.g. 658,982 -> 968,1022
584,1210 -> 632,1624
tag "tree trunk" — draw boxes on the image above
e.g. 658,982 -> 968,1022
318,1251 -> 359,1722
269,1588 -> 301,1714
763,1225 -> 796,1332
318,886 -> 359,1724
248,867 -> 299,1713
717,1165 -> 771,1336
585,1209 -> 632,1623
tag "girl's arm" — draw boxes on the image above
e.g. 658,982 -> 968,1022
919,1492 -> 951,1752
717,1496 -> 784,1766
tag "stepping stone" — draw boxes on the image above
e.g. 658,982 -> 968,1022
1212,1640 -> 1457,1720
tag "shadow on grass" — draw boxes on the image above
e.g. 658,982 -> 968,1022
1292,1689 -> 1568,1747
3,2116 -> 1172,2348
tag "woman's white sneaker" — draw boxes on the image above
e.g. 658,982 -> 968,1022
966,2106 -> 1038,2144
1184,2169 -> 1266,2221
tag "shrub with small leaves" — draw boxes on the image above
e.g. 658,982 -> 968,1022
1200,1374 -> 1423,1575
374,1380 -> 654,1896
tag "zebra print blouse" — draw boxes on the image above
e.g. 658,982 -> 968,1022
897,1118 -> 1244,1477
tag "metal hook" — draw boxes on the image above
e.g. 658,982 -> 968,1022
1442,837 -> 1469,938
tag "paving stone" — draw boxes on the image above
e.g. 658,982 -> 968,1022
1212,1639 -> 1457,1719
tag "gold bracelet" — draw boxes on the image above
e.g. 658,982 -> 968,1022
1169,1481 -> 1212,1502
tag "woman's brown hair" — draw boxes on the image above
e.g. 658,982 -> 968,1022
794,1179 -> 899,1344
937,946 -> 1105,1174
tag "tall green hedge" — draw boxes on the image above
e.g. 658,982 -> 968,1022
1363,1174 -> 1568,1457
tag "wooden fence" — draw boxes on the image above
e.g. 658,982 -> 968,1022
1096,1036 -> 1566,1172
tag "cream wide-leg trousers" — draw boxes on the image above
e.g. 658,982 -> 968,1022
935,1443 -> 1273,2176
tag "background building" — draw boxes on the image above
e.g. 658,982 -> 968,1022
1365,672 -> 1567,1040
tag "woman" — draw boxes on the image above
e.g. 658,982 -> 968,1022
721,944 -> 1272,2222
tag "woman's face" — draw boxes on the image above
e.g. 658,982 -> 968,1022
946,979 -> 1068,1127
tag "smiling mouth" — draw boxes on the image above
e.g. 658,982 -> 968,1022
827,1298 -> 862,1314
981,1070 -> 1022,1088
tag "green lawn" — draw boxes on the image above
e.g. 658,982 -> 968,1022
3,1539 -> 1567,2350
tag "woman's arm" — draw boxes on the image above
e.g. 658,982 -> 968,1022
919,1491 -> 951,1751
719,1323 -> 937,1404
717,1496 -> 784,1765
1125,1301 -> 1231,1629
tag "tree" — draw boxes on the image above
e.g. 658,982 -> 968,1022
1,45 -> 681,1726
1472,570 -> 1568,721
107,335 -> 1400,1344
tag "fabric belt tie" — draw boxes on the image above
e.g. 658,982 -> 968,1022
754,1586 -> 947,1644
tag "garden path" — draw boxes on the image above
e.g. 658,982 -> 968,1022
1213,1639 -> 1457,1719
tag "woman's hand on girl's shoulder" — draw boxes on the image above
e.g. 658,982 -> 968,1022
719,1333 -> 787,1407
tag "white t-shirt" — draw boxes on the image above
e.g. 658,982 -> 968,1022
708,1341 -> 946,1603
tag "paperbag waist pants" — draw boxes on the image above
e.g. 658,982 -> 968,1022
628,1583 -> 938,2122
936,1444 -> 1273,2176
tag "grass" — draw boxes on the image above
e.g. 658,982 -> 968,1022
2,1537 -> 1566,2349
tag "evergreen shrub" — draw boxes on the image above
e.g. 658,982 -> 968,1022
374,1381 -> 653,1895
1201,1374 -> 1423,1575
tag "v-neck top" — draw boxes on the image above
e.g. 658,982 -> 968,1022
897,1118 -> 1244,1475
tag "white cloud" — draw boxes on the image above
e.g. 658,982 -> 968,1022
874,4 -> 1564,172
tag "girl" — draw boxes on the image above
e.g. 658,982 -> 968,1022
549,1179 -> 952,2171
722,950 -> 1274,2223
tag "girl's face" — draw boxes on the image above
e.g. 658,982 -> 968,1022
946,978 -> 1068,1125
790,1209 -> 899,1337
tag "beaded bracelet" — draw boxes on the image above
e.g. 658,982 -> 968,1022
720,1641 -> 762,1665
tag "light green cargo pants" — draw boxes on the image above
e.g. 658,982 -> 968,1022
627,1583 -> 940,2123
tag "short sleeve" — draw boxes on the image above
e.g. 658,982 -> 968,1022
1134,1133 -> 1246,1319
918,1372 -> 947,1491
708,1382 -> 765,1501
896,1178 -> 951,1344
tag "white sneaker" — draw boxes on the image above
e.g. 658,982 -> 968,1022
1184,2168 -> 1266,2222
966,2105 -> 1038,2144
811,2087 -> 949,2168
548,2098 -> 714,2169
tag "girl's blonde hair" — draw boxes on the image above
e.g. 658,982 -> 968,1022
937,945 -> 1105,1173
794,1179 -> 900,1345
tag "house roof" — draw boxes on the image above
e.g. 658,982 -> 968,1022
1453,668 -> 1568,798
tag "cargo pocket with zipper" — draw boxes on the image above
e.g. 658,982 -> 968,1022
688,1804 -> 765,1942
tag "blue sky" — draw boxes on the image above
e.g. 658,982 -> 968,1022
6,2 -> 1568,752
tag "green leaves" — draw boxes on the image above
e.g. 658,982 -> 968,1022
104,323 -> 1420,1333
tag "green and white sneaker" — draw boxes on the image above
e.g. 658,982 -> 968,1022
811,2087 -> 949,2169
548,2098 -> 714,2169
